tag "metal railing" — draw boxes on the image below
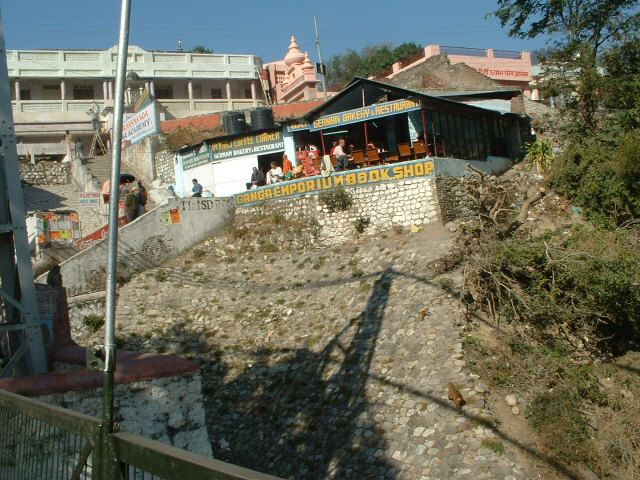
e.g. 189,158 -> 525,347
0,389 -> 282,480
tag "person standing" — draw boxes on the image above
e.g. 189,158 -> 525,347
136,180 -> 148,216
192,178 -> 203,197
125,188 -> 140,222
282,153 -> 293,178
75,140 -> 84,159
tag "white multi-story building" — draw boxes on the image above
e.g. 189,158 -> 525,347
8,45 -> 267,151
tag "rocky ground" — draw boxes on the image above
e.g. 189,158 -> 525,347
74,215 -> 531,480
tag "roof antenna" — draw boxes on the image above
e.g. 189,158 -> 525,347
177,39 -> 184,52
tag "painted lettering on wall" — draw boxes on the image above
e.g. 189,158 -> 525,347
235,159 -> 434,206
179,198 -> 226,211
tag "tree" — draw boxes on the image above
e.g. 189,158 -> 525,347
491,0 -> 640,129
325,42 -> 422,91
191,45 -> 212,54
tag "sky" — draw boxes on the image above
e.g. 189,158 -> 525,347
1,0 -> 548,63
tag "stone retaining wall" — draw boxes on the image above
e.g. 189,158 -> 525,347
34,372 -> 212,456
19,161 -> 71,185
121,134 -> 175,187
236,177 -> 439,245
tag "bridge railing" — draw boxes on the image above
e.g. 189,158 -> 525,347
0,388 -> 282,480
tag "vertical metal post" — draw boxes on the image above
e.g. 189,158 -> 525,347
98,0 -> 131,478
314,16 -> 328,102
0,7 -> 47,375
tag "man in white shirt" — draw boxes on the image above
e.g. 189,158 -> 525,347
333,139 -> 351,171
266,162 -> 284,184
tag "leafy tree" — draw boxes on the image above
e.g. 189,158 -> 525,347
491,0 -> 640,129
325,42 -> 422,90
191,45 -> 212,53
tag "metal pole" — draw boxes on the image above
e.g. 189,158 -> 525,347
0,7 -> 47,375
314,16 -> 328,102
103,0 -> 131,435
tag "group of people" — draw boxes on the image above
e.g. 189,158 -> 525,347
246,152 -> 320,190
101,177 -> 148,222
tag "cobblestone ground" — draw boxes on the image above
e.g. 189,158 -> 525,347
86,220 -> 530,480
22,183 -> 106,238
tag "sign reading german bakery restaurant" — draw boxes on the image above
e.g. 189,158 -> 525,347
235,159 -> 434,206
310,99 -> 421,132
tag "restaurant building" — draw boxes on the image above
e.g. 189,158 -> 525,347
172,78 -> 531,198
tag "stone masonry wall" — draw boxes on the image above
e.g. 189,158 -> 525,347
435,176 -> 478,224
19,161 -> 71,185
121,134 -> 175,187
236,177 -> 439,246
34,372 -> 212,456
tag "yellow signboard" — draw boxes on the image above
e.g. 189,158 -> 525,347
235,159 -> 434,206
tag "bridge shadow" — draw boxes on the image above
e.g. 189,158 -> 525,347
202,268 -> 397,480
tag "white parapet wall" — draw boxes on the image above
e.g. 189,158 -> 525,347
54,196 -> 235,296
33,372 -> 212,456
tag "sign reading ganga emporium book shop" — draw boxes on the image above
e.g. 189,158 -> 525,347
310,99 -> 421,132
235,159 -> 434,206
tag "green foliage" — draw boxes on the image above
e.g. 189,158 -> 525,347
259,243 -> 278,253
525,140 -> 553,173
318,187 -> 353,212
527,387 -> 593,465
551,130 -> 640,227
82,314 -> 105,332
491,1 -> 640,129
354,216 -> 371,234
473,226 -> 640,354
325,42 -> 422,90
191,45 -> 212,53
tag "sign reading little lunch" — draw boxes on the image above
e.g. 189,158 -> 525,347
235,159 -> 434,206
310,99 -> 421,132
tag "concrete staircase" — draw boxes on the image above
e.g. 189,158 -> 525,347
82,155 -> 111,184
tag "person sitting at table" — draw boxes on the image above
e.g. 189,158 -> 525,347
266,162 -> 284,184
246,167 -> 266,189
333,139 -> 351,171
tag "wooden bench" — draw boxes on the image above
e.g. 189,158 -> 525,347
412,140 -> 428,158
397,142 -> 414,161
351,149 -> 367,168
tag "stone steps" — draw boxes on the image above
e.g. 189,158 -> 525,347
83,155 -> 111,184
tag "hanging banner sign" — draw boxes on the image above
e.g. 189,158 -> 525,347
208,130 -> 284,160
234,159 -> 434,206
181,146 -> 212,171
122,101 -> 159,145
310,98 -> 421,131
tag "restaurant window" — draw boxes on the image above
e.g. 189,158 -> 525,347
211,88 -> 223,99
73,85 -> 94,100
155,85 -> 173,99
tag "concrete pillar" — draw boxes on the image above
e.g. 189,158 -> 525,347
149,80 -> 155,96
103,81 -> 108,100
187,80 -> 193,100
108,81 -> 114,100
226,80 -> 232,99
60,80 -> 66,100
14,80 -> 20,101
250,81 -> 257,100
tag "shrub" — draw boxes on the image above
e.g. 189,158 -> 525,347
318,187 -> 353,212
82,314 -> 105,332
354,216 -> 371,234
